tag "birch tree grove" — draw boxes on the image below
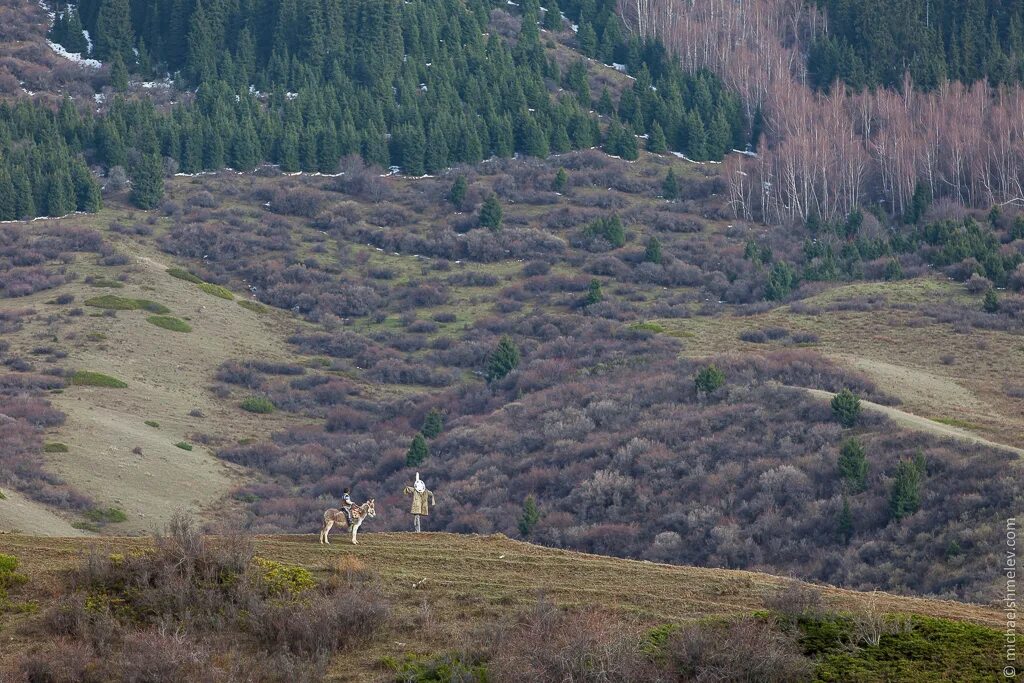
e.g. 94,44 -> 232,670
619,0 -> 1024,224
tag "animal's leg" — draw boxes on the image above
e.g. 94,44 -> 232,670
414,515 -> 420,532
351,518 -> 362,545
323,519 -> 333,545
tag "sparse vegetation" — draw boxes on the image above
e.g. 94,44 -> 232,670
83,507 -> 127,524
237,300 -> 268,314
43,443 -> 69,453
198,282 -> 234,300
144,420 -> 159,428
70,371 -> 127,388
240,396 -> 275,414
174,442 -> 193,451
146,315 -> 192,332
166,267 -> 203,284
84,295 -> 170,314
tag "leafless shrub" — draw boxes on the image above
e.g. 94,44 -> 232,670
668,617 -> 813,682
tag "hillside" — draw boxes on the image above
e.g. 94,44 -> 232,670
0,530 -> 1011,681
1,0 -> 1023,665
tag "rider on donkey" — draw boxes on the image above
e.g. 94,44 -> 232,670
341,488 -> 354,525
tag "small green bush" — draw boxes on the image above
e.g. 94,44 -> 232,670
175,441 -> 193,451
241,396 -> 275,414
147,315 -> 192,332
254,557 -> 316,596
137,299 -> 171,314
84,507 -> 128,524
695,365 -> 726,395
70,521 -> 100,532
43,442 -> 69,453
382,653 -> 488,682
71,371 -> 127,388
0,553 -> 28,597
86,332 -> 107,341
167,267 -> 204,284
144,420 -> 159,428
0,490 -> 6,500
198,282 -> 234,300
84,295 -> 170,314
84,294 -> 138,310
237,300 -> 268,314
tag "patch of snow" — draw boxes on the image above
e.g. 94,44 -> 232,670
82,30 -> 92,53
47,40 -> 102,68
93,93 -> 104,103
732,148 -> 758,157
419,83 -> 427,91
140,78 -> 172,89
611,63 -> 627,73
285,92 -> 298,100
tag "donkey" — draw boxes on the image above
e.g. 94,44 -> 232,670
320,499 -> 376,545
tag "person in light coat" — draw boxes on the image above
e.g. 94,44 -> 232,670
402,472 -> 436,532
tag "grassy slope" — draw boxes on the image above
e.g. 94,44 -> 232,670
0,531 -> 1004,680
0,218 -> 313,534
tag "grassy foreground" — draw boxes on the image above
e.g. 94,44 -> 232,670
0,532 -> 1007,681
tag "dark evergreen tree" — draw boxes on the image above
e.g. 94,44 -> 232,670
830,389 -> 862,428
95,0 -> 134,63
662,167 -> 679,199
644,236 -> 662,263
129,153 -> 164,209
553,167 -> 567,192
889,458 -> 922,521
406,433 -> 429,467
583,278 -> 603,306
448,175 -> 467,207
838,437 -> 868,492
421,409 -> 444,439
485,335 -> 520,382
518,495 -> 540,537
479,194 -> 503,231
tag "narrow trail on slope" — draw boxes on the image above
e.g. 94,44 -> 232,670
798,387 -> 1024,457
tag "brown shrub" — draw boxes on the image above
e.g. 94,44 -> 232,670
667,617 -> 813,683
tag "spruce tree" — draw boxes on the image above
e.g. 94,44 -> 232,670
647,121 -> 667,153
830,389 -> 862,428
583,278 -> 603,306
129,153 -> 164,209
577,21 -> 597,56
421,409 -> 444,439
406,433 -> 429,467
0,169 -> 15,220
518,495 -> 540,537
983,288 -> 1000,313
95,0 -> 134,63
479,194 -> 502,231
448,176 -> 467,208
109,53 -> 128,91
542,0 -> 563,31
552,167 -> 567,192
662,167 -> 679,199
837,437 -> 868,492
485,335 -> 520,382
644,236 -> 662,263
889,458 -> 922,521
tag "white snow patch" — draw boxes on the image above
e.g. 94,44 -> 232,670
82,30 -> 92,53
285,92 -> 298,100
611,63 -> 627,73
47,40 -> 102,68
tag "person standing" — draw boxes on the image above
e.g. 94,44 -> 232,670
402,473 -> 435,532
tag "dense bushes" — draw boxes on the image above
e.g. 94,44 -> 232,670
22,515 -> 389,680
